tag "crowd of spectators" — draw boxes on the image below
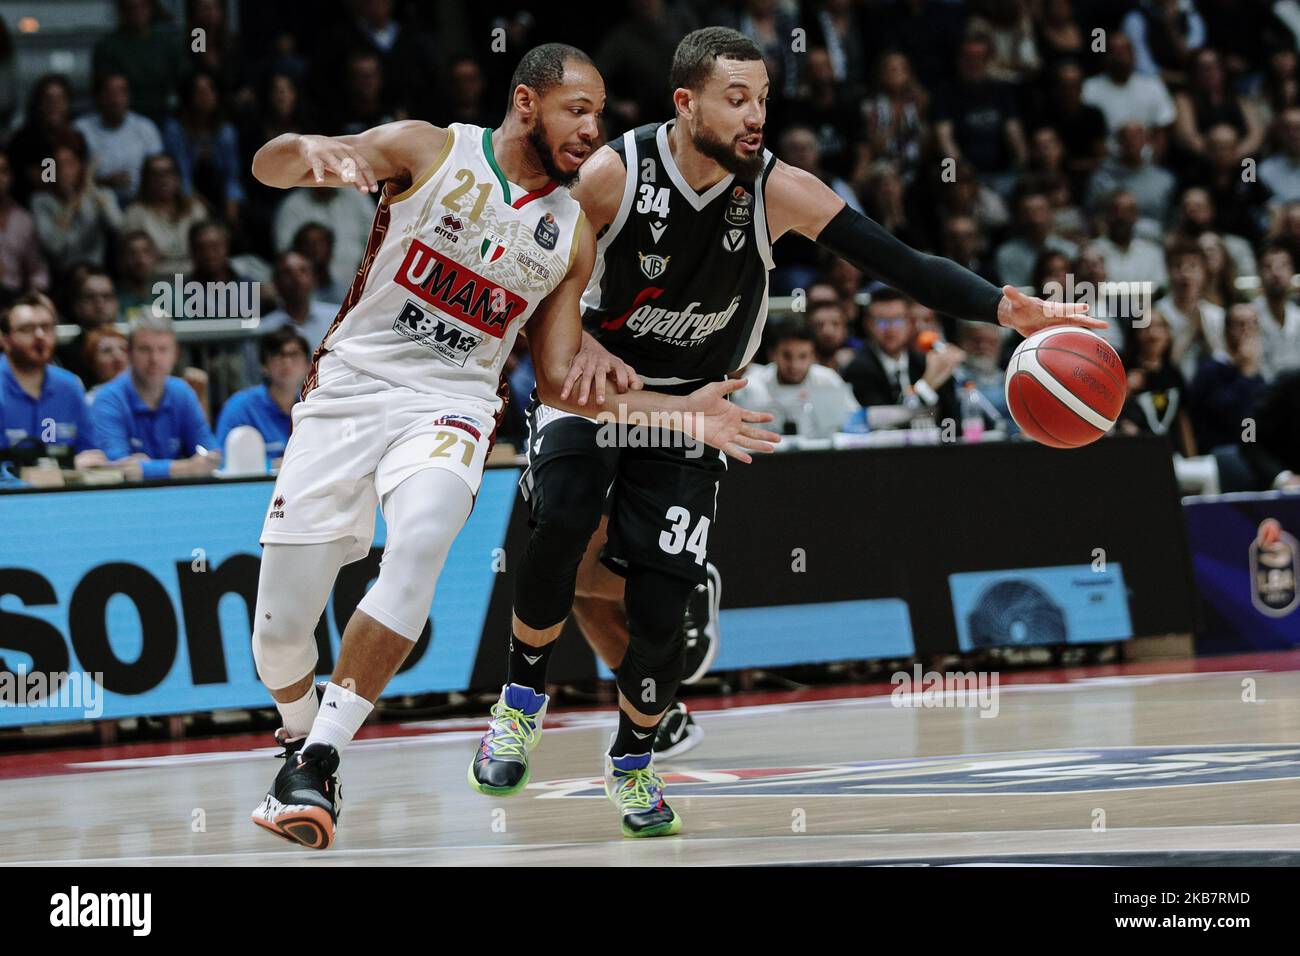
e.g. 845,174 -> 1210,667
0,0 -> 1298,493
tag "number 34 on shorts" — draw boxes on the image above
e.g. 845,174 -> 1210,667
659,506 -> 710,565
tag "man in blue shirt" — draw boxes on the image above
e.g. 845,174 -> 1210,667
0,292 -> 105,468
92,315 -> 220,480
241,251 -> 340,385
218,327 -> 309,467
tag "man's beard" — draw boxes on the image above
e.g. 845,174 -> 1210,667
689,119 -> 765,179
527,118 -> 580,187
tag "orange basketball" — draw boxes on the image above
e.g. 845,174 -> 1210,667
1004,327 -> 1127,448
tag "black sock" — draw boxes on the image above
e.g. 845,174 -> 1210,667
506,634 -> 554,692
611,707 -> 657,757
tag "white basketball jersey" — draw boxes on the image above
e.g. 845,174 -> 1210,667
311,123 -> 585,410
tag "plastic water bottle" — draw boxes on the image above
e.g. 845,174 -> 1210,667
961,381 -> 985,442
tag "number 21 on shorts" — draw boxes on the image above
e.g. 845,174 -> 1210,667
659,506 -> 709,565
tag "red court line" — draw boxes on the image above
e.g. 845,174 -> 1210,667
1,650 -> 1296,781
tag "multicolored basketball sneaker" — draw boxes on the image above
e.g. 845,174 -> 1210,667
468,683 -> 548,796
604,735 -> 682,838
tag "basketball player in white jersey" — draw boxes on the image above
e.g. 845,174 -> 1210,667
245,43 -> 778,850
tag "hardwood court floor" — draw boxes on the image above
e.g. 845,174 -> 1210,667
2,652 -> 1299,866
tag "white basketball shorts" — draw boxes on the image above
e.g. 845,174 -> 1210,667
259,351 -> 497,564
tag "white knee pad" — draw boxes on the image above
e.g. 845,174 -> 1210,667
252,539 -> 353,690
356,468 -> 473,641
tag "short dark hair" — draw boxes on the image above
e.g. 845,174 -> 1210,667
507,43 -> 594,110
772,318 -> 815,346
0,290 -> 57,335
867,288 -> 908,311
670,27 -> 763,93
259,325 -> 310,365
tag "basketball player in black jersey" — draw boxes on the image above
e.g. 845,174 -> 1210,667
470,28 -> 1103,838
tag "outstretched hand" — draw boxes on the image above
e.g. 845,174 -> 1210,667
996,284 -> 1109,337
684,379 -> 781,464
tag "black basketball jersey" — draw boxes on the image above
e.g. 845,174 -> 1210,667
581,121 -> 776,387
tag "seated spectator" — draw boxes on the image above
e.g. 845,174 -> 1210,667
1267,200 -> 1300,271
862,50 -> 927,185
6,74 -> 79,207
81,325 -> 129,403
162,69 -> 244,226
1037,0 -> 1086,62
115,229 -> 169,317
1259,107 -> 1300,207
92,0 -> 186,123
932,32 -> 1026,198
1072,243 -> 1125,352
1155,244 -> 1225,380
0,292 -> 103,467
0,150 -> 50,296
779,124 -> 861,212
333,50 -> 396,137
186,221 -> 257,310
273,185 -> 375,296
291,221 -> 345,302
55,269 -> 121,382
735,321 -> 858,438
74,71 -> 163,208
244,250 -> 341,382
1250,245 -> 1300,379
1118,309 -> 1196,457
966,0 -> 1041,84
807,298 -> 856,373
1187,303 -> 1266,452
31,136 -> 123,278
1082,32 -> 1176,140
123,153 -> 209,279
785,47 -> 869,189
842,288 -> 963,428
956,319 -> 1012,429
217,327 -> 308,466
91,315 -> 219,479
1092,190 -> 1168,288
1192,123 -> 1273,242
932,159 -> 1010,237
1169,186 -> 1257,279
994,191 -> 1077,288
1033,60 -> 1108,191
1086,122 -> 1176,230
993,191 -> 1076,287
1241,368 -> 1300,490
1173,47 -> 1263,170
1122,0 -> 1204,86
941,215 -> 997,284
861,161 -> 924,249
1195,231 -> 1239,308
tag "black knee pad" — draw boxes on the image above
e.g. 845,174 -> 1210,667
514,455 -> 609,629
616,568 -> 696,716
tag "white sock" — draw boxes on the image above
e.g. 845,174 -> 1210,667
276,684 -> 319,738
304,682 -> 374,755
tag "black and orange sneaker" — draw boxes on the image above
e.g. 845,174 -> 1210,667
250,729 -> 342,850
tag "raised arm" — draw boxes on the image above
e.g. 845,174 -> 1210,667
763,159 -> 1104,337
527,218 -> 778,463
251,120 -> 449,194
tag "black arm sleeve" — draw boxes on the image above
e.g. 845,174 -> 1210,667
814,205 -> 1004,324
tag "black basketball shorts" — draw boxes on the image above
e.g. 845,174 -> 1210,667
518,391 -> 726,585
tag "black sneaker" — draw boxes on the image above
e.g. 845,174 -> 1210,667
250,730 -> 342,850
654,700 -> 704,758
681,562 -> 721,685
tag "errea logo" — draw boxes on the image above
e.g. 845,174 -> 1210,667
50,886 -> 151,936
